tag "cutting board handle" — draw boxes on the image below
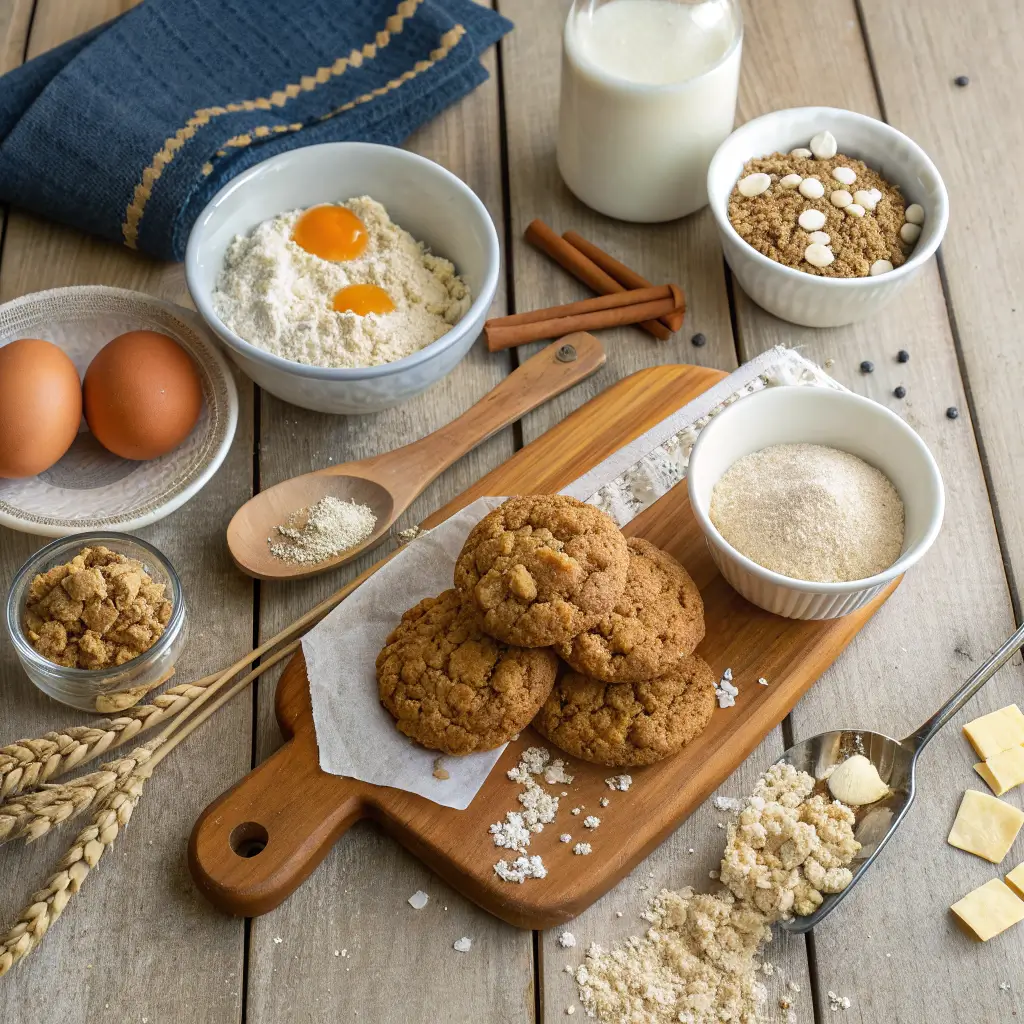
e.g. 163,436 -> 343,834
188,735 -> 364,917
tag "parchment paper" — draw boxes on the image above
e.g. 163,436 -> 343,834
304,496 -> 506,810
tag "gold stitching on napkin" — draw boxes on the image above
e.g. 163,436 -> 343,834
120,0 -> 424,249
209,26 -> 467,163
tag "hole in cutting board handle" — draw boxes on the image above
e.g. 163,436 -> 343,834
230,821 -> 269,858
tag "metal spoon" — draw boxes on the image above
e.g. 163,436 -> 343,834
777,620 -> 1024,933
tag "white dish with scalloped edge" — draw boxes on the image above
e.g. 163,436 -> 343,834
0,286 -> 238,537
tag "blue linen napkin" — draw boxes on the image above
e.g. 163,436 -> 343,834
0,0 -> 511,261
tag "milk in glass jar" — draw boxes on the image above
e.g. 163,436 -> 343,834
556,0 -> 742,222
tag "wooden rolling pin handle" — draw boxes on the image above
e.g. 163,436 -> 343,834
188,738 -> 365,917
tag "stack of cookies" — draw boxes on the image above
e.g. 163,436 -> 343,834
376,495 -> 715,767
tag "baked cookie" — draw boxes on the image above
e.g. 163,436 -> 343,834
454,495 -> 629,648
533,655 -> 716,766
556,538 -> 704,683
376,588 -> 558,755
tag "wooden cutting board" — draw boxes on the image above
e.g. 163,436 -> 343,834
188,364 -> 897,928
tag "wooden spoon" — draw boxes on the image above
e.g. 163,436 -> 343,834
227,333 -> 606,580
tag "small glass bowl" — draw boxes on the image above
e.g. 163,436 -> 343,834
5,532 -> 188,711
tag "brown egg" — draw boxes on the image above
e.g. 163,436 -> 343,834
0,338 -> 82,479
84,331 -> 204,461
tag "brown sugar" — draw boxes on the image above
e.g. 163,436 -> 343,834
23,546 -> 173,669
729,151 -> 910,277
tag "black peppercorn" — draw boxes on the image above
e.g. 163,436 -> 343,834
860,360 -> 874,373
894,386 -> 906,399
954,75 -> 969,87
946,406 -> 960,419
691,332 -> 707,347
897,349 -> 910,363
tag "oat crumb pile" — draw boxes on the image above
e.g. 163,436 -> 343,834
575,764 -> 860,1023
24,545 -> 173,669
268,495 -> 377,565
729,133 -> 915,278
213,196 -> 472,368
709,443 -> 905,583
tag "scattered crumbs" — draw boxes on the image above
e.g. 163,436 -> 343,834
599,796 -> 610,807
789,981 -> 801,994
574,843 -> 592,856
453,937 -> 472,953
571,807 -> 582,816
709,870 -> 720,879
723,668 -> 733,681
758,676 -> 769,686
490,812 -> 532,852
559,931 -> 577,949
715,670 -> 739,709
583,815 -> 601,830
564,965 -> 574,974
397,525 -> 422,543
717,822 -> 726,829
1000,982 -> 1011,992
334,950 -> 340,957
432,757 -> 450,781
780,998 -> 791,1010
827,991 -> 852,1011
824,358 -> 835,368
688,848 -> 695,855
507,746 -> 550,782
494,855 -> 548,883
605,774 -> 633,792
408,890 -> 429,910
885,953 -> 891,958
761,961 -> 775,976
713,795 -> 743,813
544,759 -> 575,785
566,1008 -> 576,1016
560,833 -> 573,843
561,791 -> 569,797
273,936 -> 282,944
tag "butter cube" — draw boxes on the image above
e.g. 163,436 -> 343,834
963,705 -> 1024,760
1006,861 -> 1024,901
951,879 -> 1024,941
975,746 -> 1024,796
947,790 -> 1024,863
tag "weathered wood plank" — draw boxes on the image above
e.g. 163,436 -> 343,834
244,10 -> 537,1022
500,1 -> 816,1019
0,2 -> 253,1020
734,1 -> 1024,1019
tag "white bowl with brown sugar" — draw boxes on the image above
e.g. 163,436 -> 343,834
707,107 -> 948,327
686,386 -> 944,619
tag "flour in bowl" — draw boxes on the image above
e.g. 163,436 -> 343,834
212,196 -> 472,369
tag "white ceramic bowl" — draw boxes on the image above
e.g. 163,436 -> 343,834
687,386 -> 944,619
185,143 -> 500,415
707,106 -> 949,327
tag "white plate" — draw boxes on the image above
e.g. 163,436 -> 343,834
0,286 -> 238,537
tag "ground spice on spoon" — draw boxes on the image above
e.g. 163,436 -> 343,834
268,495 -> 377,565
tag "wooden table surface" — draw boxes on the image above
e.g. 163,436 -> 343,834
1,1 -> 1022,1021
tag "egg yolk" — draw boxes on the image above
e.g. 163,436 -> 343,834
292,205 -> 368,261
332,284 -> 396,316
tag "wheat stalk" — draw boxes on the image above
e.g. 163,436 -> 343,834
0,748 -> 154,976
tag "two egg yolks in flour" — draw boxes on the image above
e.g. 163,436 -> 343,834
291,205 -> 396,317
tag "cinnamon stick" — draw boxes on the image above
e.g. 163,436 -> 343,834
486,285 -> 673,331
486,287 -> 683,352
563,230 -> 686,332
523,220 -> 670,341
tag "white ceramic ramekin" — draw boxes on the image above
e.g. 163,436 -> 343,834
707,107 -> 949,328
686,386 -> 944,619
186,143 -> 500,415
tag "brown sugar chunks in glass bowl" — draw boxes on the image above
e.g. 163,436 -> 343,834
376,589 -> 558,756
533,656 -> 717,767
557,537 -> 704,683
453,495 -> 629,648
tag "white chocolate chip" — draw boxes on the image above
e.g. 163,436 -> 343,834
779,174 -> 803,190
738,173 -> 771,197
809,130 -> 838,159
869,188 -> 883,203
830,189 -> 853,208
905,203 -> 925,225
870,259 -> 894,275
845,203 -> 866,217
832,166 -> 856,185
853,189 -> 878,211
804,243 -> 835,268
808,231 -> 831,245
790,147 -> 813,158
798,177 -> 825,199
798,209 -> 827,231
900,221 -> 922,244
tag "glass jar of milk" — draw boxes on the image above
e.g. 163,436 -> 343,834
557,0 -> 742,222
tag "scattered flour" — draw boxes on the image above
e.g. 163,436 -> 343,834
605,775 -> 633,792
494,855 -> 548,884
213,196 -> 472,369
559,932 -> 577,949
490,747 -> 560,880
583,816 -> 601,830
573,843 -> 592,856
453,937 -> 472,953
